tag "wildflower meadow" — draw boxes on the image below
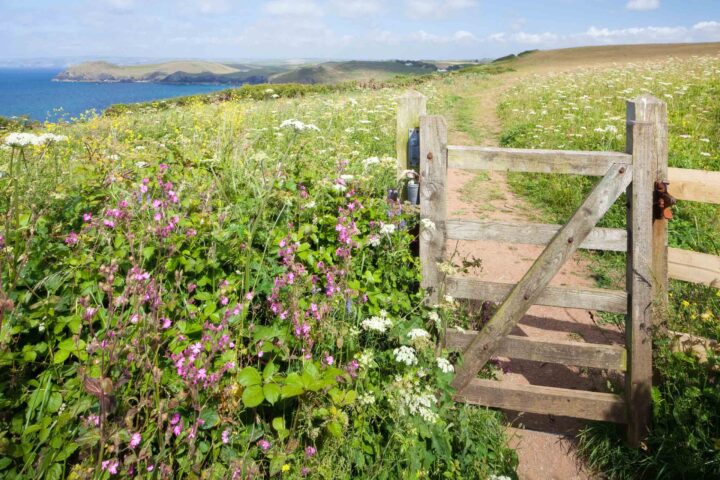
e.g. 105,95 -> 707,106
0,83 -> 517,478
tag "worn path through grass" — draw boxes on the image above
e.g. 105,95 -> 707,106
441,70 -> 620,480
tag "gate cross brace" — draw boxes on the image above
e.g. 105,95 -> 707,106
451,163 -> 634,395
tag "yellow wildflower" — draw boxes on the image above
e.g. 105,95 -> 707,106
281,464 -> 290,473
681,300 -> 690,308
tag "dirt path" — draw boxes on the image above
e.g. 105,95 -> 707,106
444,73 -> 624,480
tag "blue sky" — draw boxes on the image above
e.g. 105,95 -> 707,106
2,0 -> 720,61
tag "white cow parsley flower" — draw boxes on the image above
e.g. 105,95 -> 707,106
393,346 -> 418,366
407,328 -> 430,341
420,219 -> 436,232
361,316 -> 393,333
363,156 -> 380,168
379,223 -> 396,235
436,357 -> 454,373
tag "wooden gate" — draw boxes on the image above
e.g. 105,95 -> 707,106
408,93 -> 669,446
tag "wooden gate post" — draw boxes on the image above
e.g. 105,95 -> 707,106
419,115 -> 448,304
625,94 -> 667,446
396,91 -> 427,171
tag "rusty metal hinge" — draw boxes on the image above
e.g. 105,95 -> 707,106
654,181 -> 676,220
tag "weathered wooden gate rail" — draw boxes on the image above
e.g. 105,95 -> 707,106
396,90 -> 720,447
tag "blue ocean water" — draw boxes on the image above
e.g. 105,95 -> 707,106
0,68 -> 230,122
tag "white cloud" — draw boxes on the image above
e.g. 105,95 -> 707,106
693,20 -> 720,34
330,0 -> 382,17
195,0 -> 232,14
626,0 -> 660,11
374,29 -> 479,45
484,20 -> 720,48
404,0 -> 478,19
264,0 -> 324,17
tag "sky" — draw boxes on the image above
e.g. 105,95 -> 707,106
1,0 -> 720,62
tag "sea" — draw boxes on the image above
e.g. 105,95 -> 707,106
0,68 -> 230,122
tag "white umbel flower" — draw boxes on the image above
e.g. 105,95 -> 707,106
363,156 -> 380,168
407,328 -> 430,341
379,223 -> 396,235
420,219 -> 436,232
436,357 -> 454,373
279,119 -> 320,132
393,346 -> 418,366
361,316 -> 393,333
4,132 -> 67,147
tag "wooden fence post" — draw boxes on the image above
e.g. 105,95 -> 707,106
419,115 -> 448,304
625,94 -> 666,446
396,91 -> 427,171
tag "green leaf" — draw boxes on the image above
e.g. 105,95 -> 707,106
199,409 -> 219,429
55,442 -> 78,461
272,417 -> 286,432
327,420 -> 343,437
263,361 -> 278,380
242,385 -> 265,408
142,246 -> 155,259
281,373 -> 305,399
53,349 -> 70,364
263,383 -> 281,405
237,367 -> 262,387
46,392 -> 63,413
46,463 -> 62,480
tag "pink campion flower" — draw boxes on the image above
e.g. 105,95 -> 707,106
245,291 -> 255,301
324,354 -> 334,366
0,235 -> 4,249
345,359 -> 359,379
130,314 -> 140,324
103,219 -> 115,229
83,307 -> 97,321
85,414 -> 100,427
258,439 -> 271,451
140,184 -> 148,194
186,228 -> 197,238
305,446 -> 317,457
197,368 -> 207,380
161,317 -> 172,329
188,283 -> 197,293
65,232 -> 79,245
101,459 -> 119,475
82,213 -> 92,223
222,429 -> 231,444
220,296 -> 229,306
170,413 -> 181,425
119,200 -> 129,209
173,423 -> 183,436
147,465 -> 154,472
159,163 -> 168,172
130,432 -> 142,448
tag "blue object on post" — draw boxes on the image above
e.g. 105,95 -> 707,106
407,128 -> 420,168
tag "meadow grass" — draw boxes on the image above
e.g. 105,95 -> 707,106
498,55 -> 720,479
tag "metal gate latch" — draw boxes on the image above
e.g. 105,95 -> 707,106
654,181 -> 676,220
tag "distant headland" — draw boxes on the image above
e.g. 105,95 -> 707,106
54,59 -> 481,85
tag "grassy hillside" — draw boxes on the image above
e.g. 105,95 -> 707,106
55,60 -> 241,81
56,59 -> 442,85
496,42 -> 720,71
269,60 -> 438,84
